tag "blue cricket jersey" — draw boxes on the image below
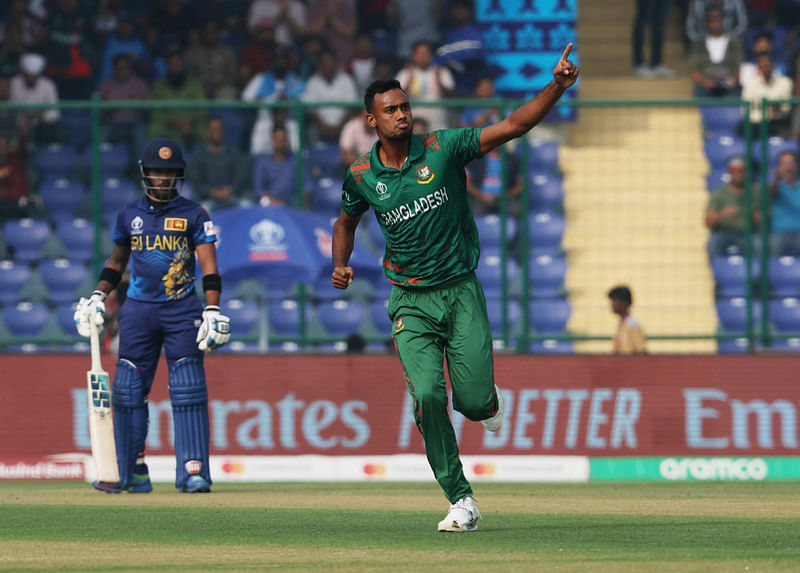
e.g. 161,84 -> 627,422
113,196 -> 217,303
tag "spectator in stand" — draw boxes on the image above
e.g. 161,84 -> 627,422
148,48 -> 206,149
689,7 -> 744,97
10,53 -> 61,144
348,34 -> 377,95
97,11 -> 150,84
0,23 -> 25,79
42,0 -> 95,100
297,34 -> 326,81
739,30 -> 782,86
632,0 -> 678,78
252,125 -> 307,207
387,0 -> 443,62
247,0 -> 306,50
705,156 -> 759,258
396,40 -> 455,130
306,0 -> 357,66
239,19 -> 276,86
460,76 -> 502,128
608,286 -> 647,355
340,108 -> 376,166
768,150 -> 800,256
302,50 -> 358,143
412,116 -> 430,134
741,51 -> 792,136
146,0 -> 199,51
98,54 -> 151,161
242,47 -> 305,155
0,76 -> 25,139
187,116 -> 252,213
0,0 -> 45,51
686,0 -> 748,43
186,20 -> 239,100
465,146 -> 522,217
0,133 -> 31,221
373,55 -> 398,82
435,0 -> 487,96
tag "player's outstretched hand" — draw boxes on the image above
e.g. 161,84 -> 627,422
553,43 -> 579,89
74,290 -> 106,337
332,266 -> 354,289
197,305 -> 231,352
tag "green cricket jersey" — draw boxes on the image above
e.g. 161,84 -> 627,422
341,128 -> 483,287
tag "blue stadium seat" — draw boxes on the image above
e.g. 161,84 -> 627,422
755,136 -> 800,167
2,301 -> 50,337
717,337 -> 751,354
101,178 -> 139,223
700,105 -> 743,137
768,337 -> 800,352
306,141 -> 342,177
0,259 -> 31,304
704,135 -> 746,171
769,256 -> 800,297
529,174 -> 564,211
475,249 -> 520,296
309,177 -> 344,214
528,211 -> 565,250
85,142 -> 130,178
528,139 -> 559,174
715,297 -> 762,333
529,339 -> 574,354
267,299 -> 313,336
54,301 -> 81,338
3,218 -> 51,263
474,214 -> 518,250
38,178 -> 87,224
39,258 -> 89,303
711,255 -> 759,297
529,299 -> 571,334
485,296 -> 522,337
706,168 -> 729,191
55,218 -> 96,263
60,110 -> 91,149
361,217 -> 385,252
33,143 -> 80,179
317,299 -> 367,337
370,298 -> 391,331
221,298 -> 260,337
769,297 -> 800,332
528,253 -> 567,298
311,276 -> 349,301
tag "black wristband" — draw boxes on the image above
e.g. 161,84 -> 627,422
99,267 -> 122,289
203,273 -> 222,293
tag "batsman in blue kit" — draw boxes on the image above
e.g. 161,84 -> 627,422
74,137 -> 231,493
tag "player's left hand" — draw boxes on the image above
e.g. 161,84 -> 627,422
553,43 -> 579,89
196,306 -> 231,352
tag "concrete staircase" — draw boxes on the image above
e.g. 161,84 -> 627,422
558,0 -> 717,353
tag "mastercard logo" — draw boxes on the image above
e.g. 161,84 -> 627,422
221,460 -> 245,474
158,146 -> 172,159
473,463 -> 496,476
363,463 -> 386,476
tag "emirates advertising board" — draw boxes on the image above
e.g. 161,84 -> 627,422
2,354 -> 800,483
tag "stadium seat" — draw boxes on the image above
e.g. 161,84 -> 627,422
528,253 -> 567,298
703,135 -> 746,172
37,178 -> 88,224
317,299 -> 367,337
306,141 -> 342,177
3,218 -> 51,263
717,337 -> 752,354
309,177 -> 344,214
529,339 -> 574,354
370,298 -> 391,331
485,296 -> 522,337
768,337 -> 800,352
715,297 -> 762,333
528,139 -> 559,174
2,301 -> 50,337
55,218 -> 96,263
361,217 -> 385,252
527,211 -> 565,251
221,298 -> 260,337
757,136 -> 800,167
529,174 -> 564,211
33,143 -> 80,179
311,276 -> 349,301
769,256 -> 800,297
474,214 -> 518,250
101,178 -> 139,223
0,259 -> 31,304
706,168 -> 729,191
769,297 -> 800,332
267,299 -> 313,336
60,109 -> 91,149
39,258 -> 89,303
54,301 -> 81,338
529,299 -> 571,334
85,142 -> 130,178
700,105 -> 743,137
711,255 -> 759,297
475,249 -> 521,296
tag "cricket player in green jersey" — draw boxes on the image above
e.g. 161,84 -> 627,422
332,44 -> 579,532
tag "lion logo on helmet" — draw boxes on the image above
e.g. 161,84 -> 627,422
158,146 -> 173,160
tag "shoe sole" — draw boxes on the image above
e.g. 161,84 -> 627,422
438,522 -> 479,532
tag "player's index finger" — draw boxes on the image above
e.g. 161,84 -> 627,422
560,43 -> 573,61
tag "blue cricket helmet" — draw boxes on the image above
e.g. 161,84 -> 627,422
138,138 -> 185,203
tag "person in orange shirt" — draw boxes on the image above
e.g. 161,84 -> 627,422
608,285 -> 647,354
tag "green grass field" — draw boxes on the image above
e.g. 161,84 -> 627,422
2,481 -> 799,571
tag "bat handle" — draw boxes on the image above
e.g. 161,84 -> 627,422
89,317 -> 102,371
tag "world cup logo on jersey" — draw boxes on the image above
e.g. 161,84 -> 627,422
416,164 -> 435,184
376,181 -> 390,200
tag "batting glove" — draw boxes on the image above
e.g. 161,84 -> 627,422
74,290 -> 107,337
196,305 -> 231,352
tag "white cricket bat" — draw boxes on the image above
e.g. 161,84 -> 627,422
87,318 -> 120,483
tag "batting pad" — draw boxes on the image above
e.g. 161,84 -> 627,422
111,359 -> 147,488
169,356 -> 211,488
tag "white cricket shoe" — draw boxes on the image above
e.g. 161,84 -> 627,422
437,496 -> 481,532
481,385 -> 504,432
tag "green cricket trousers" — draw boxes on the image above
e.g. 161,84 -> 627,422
388,271 -> 498,503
